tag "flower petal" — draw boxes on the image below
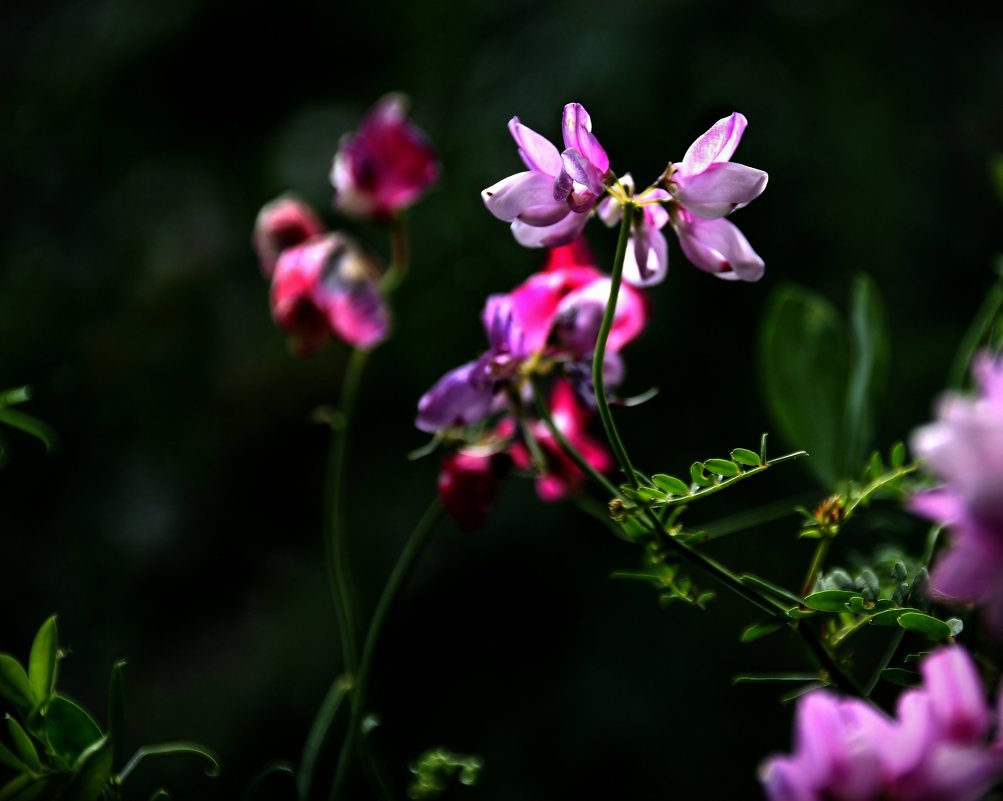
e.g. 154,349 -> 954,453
482,171 -> 567,222
561,148 -> 606,196
415,359 -> 496,433
680,112 -> 748,176
675,162 -> 769,219
674,214 -> 764,282
921,646 -> 991,744
561,102 -> 610,175
622,225 -> 668,287
508,117 -> 563,176
511,212 -> 589,248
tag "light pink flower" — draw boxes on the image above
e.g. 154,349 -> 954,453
910,354 -> 1003,637
672,208 -> 765,282
761,646 -> 1003,801
270,233 -> 390,354
482,103 -> 611,248
331,95 -> 439,220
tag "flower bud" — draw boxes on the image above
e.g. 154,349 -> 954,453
252,195 -> 325,278
438,451 -> 511,532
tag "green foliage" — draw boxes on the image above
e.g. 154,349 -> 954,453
759,276 -> 889,486
407,748 -> 482,800
0,618 -> 217,800
0,387 -> 57,469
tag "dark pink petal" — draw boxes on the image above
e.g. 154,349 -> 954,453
561,102 -> 610,175
438,451 -> 510,532
509,263 -> 600,354
674,214 -> 764,282
921,646 -> 991,745
543,238 -> 594,272
482,172 -> 565,222
253,195 -> 326,278
675,162 -> 769,219
508,117 -> 562,176
511,212 -> 589,248
680,112 -> 748,176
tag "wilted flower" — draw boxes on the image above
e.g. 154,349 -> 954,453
331,95 -> 439,220
252,195 -> 325,278
760,646 -> 1003,801
910,353 -> 1003,637
482,103 -> 611,248
270,233 -> 390,354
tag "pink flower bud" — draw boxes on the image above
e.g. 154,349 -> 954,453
438,451 -> 511,532
252,195 -> 326,278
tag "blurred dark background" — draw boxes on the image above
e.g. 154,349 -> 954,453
2,0 -> 1003,798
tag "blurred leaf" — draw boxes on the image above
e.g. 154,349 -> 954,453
635,487 -> 665,503
243,761 -> 296,801
843,274 -> 889,474
0,656 -> 33,713
0,411 -> 57,454
119,742 -> 220,782
45,696 -> 103,766
739,620 -> 784,643
5,718 -> 42,775
0,775 -> 55,801
650,474 -> 689,496
947,263 -> 1003,389
802,590 -> 859,612
897,612 -> 952,641
890,442 -> 906,468
0,774 -> 32,801
0,741 -> 29,774
739,573 -> 803,606
991,153 -> 1003,206
0,388 -> 31,408
759,285 -> 848,486
880,668 -> 921,687
108,662 -> 126,772
64,737 -> 112,801
27,617 -> 57,710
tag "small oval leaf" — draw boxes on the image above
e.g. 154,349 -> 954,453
0,656 -> 33,713
897,612 -> 953,641
803,590 -> 859,612
635,487 -> 665,503
5,717 -> 42,775
704,459 -> 741,477
731,448 -> 762,467
869,607 -> 920,626
740,620 -> 784,643
651,474 -> 690,496
689,463 -> 713,487
28,617 -> 58,709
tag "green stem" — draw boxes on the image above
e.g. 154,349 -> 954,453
380,217 -> 410,295
801,537 -> 833,599
530,374 -> 621,500
298,675 -> 350,799
592,207 -> 638,488
330,499 -> 445,801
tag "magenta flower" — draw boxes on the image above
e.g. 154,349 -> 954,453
252,195 -> 325,278
910,354 -> 1003,637
331,95 -> 439,220
438,450 -> 511,532
270,233 -> 390,355
482,103 -> 611,248
760,646 -> 1003,801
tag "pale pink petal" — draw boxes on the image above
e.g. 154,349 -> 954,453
680,112 -> 748,176
482,172 -> 567,222
921,646 -> 991,744
508,117 -> 562,176
622,227 -> 668,287
675,162 -> 769,219
511,212 -> 589,248
561,102 -> 610,175
674,214 -> 764,282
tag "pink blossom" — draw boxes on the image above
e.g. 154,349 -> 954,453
910,354 -> 1003,637
270,233 -> 390,354
672,208 -> 765,281
252,195 -> 325,278
331,95 -> 439,220
438,450 -> 511,532
760,646 -> 1003,801
482,103 -> 611,248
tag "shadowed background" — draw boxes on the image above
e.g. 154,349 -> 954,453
2,0 -> 1003,797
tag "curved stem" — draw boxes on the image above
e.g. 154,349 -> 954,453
298,675 -> 350,799
380,216 -> 410,296
330,498 -> 445,801
530,374 -> 621,500
592,207 -> 638,488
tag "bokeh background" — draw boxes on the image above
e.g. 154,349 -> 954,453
3,0 -> 1003,797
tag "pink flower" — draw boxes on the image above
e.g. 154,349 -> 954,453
252,195 -> 325,278
270,233 -> 390,354
910,354 -> 1003,637
672,209 -> 765,281
482,103 -> 610,248
760,646 -> 1003,801
331,95 -> 439,220
438,450 -> 511,532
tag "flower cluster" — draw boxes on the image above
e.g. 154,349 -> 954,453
482,103 -> 767,286
761,646 -> 1003,801
417,239 -> 645,528
253,97 -> 438,354
910,353 -> 1003,638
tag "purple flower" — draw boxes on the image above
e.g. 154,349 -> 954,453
331,95 -> 439,220
598,175 -> 673,287
270,233 -> 390,354
760,646 -> 1003,801
482,103 -> 611,248
910,354 -> 1003,637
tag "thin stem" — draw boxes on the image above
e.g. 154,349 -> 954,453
801,537 -> 833,599
330,499 -> 445,801
298,675 -> 350,800
380,216 -> 410,295
530,374 -> 621,500
592,206 -> 638,488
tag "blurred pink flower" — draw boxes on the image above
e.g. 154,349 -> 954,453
331,95 -> 439,220
252,195 -> 325,278
438,450 -> 511,533
910,353 -> 1003,637
761,646 -> 1003,801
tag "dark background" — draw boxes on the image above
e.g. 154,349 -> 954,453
2,0 -> 1003,798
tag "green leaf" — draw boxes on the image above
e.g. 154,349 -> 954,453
64,737 -> 113,801
0,410 -> 57,454
880,668 -> 921,688
5,717 -> 42,775
890,442 -> 906,469
0,740 -> 29,774
786,607 -> 817,620
689,463 -> 713,487
27,617 -> 58,709
0,656 -> 33,713
731,448 -> 762,467
0,388 -> 31,408
119,742 -> 220,782
650,474 -> 690,496
843,274 -> 889,475
740,620 -> 785,643
868,608 -> 921,627
45,695 -> 103,766
704,459 -> 740,477
634,487 -> 665,503
108,662 -> 126,772
897,612 -> 953,641
0,774 -> 32,801
802,590 -> 860,612
759,285 -> 848,486
620,487 -> 643,503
